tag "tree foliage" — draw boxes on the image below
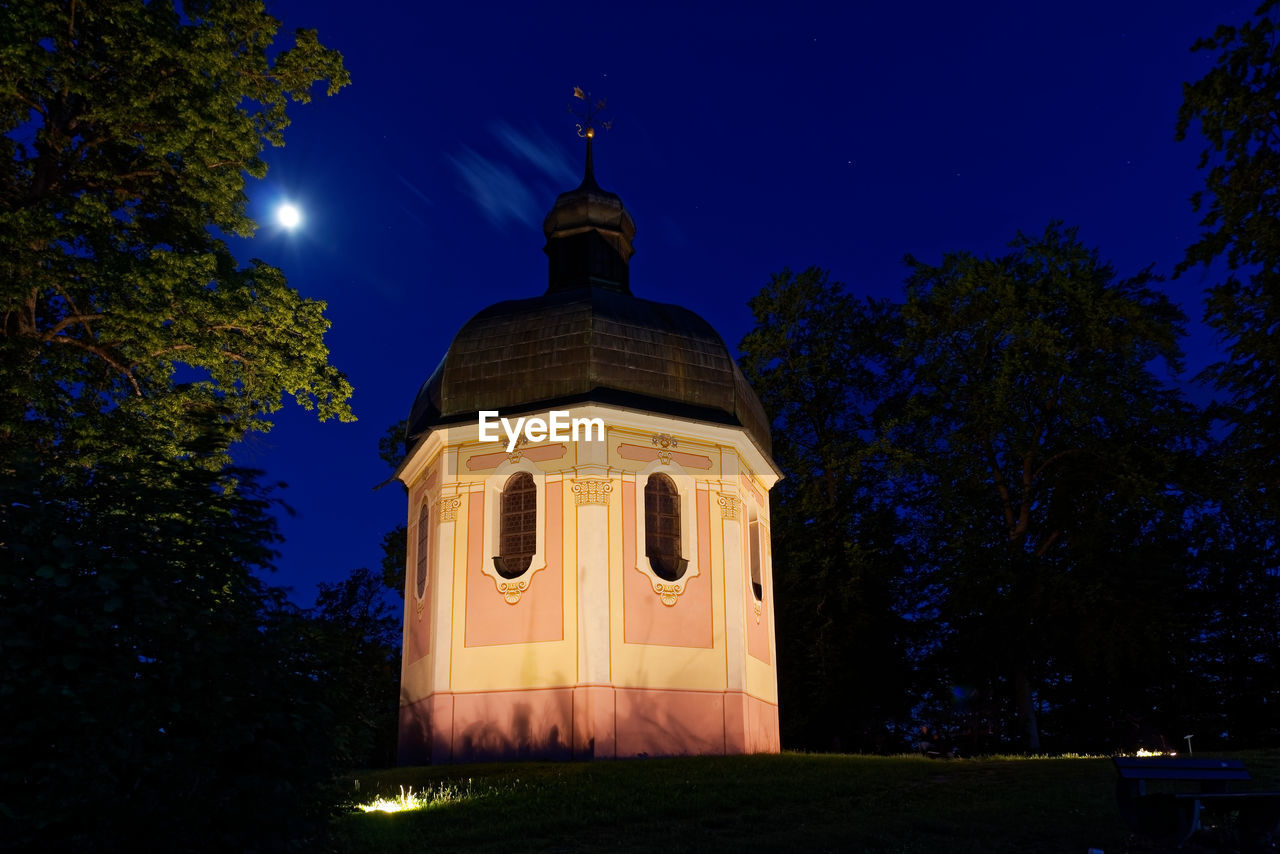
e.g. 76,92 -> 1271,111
739,228 -> 1255,755
377,419 -> 409,595
739,268 -> 916,751
0,427 -> 339,850
895,223 -> 1196,750
1,0 -> 353,467
272,568 -> 402,773
0,2 -> 358,847
1178,0 -> 1280,501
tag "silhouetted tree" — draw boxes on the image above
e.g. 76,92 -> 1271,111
1178,450 -> 1280,747
272,568 -> 401,771
893,224 -> 1198,751
1178,0 -> 1280,508
1,426 -> 342,850
0,2 -> 350,848
377,420 -> 409,595
739,267 -> 916,751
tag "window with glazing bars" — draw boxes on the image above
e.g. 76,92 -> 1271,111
749,517 -> 763,601
645,473 -> 684,581
415,502 -> 430,598
497,471 -> 536,578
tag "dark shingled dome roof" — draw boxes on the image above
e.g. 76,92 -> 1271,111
406,139 -> 772,455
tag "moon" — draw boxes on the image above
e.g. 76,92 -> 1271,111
276,202 -> 302,230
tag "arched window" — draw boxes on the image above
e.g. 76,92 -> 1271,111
645,473 -> 686,582
495,471 -> 536,579
415,501 -> 430,599
748,515 -> 763,602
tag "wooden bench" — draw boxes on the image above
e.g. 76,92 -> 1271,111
1114,757 -> 1280,850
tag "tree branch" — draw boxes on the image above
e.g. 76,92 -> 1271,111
47,336 -> 141,396
42,313 -> 104,338
1030,447 -> 1085,485
983,434 -> 1018,535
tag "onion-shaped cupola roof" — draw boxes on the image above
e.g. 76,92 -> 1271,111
542,132 -> 636,293
407,123 -> 771,456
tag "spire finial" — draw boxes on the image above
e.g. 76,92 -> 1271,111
568,87 -> 611,187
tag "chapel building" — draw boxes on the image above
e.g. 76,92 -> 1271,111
396,134 -> 781,763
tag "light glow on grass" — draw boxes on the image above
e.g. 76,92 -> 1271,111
356,782 -> 471,814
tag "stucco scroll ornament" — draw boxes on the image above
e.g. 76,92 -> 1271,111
652,578 -> 685,607
716,493 -> 740,520
753,599 -> 762,622
493,574 -> 531,605
507,436 -> 528,464
636,557 -> 695,607
486,555 -> 546,605
651,433 -> 678,465
435,496 -> 461,522
572,479 -> 613,506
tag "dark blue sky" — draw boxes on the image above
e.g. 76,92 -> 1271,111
232,0 -> 1247,602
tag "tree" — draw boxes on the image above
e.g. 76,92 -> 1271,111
1178,448 -> 1280,747
0,425 -> 342,850
261,567 -> 401,777
0,2 -> 352,847
1,0 -> 353,469
377,419 -> 409,595
309,568 -> 402,768
894,224 -> 1198,751
739,268 -> 917,751
1178,0 -> 1280,505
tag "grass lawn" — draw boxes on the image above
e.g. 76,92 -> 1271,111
328,751 -> 1280,853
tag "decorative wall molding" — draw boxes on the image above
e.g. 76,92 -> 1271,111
651,433 -> 678,465
478,459 -> 548,608
617,443 -> 712,470
717,493 -> 741,520
631,466 -> 701,608
492,574 -> 532,605
436,496 -> 461,522
651,578 -> 686,607
572,479 -> 613,506
466,443 -> 566,471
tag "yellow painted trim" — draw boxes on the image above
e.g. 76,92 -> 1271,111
746,655 -> 778,704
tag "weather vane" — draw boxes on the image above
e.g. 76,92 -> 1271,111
568,86 -> 612,139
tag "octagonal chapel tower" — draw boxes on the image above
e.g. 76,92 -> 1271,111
396,135 -> 781,764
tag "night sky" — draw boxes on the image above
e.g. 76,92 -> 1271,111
232,0 -> 1245,602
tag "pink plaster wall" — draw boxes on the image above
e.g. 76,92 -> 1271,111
430,693 -> 455,764
697,489 -> 711,597
621,482 -> 713,648
746,693 -> 781,753
746,608 -> 770,663
464,483 -> 564,647
466,444 -> 567,471
451,688 -> 574,762
572,685 -> 617,759
724,691 -> 747,754
403,687 -> 779,764
745,519 -> 771,664
614,687 -> 725,757
405,479 -> 433,665
406,599 -> 431,664
616,443 -> 712,470
397,695 -> 432,766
